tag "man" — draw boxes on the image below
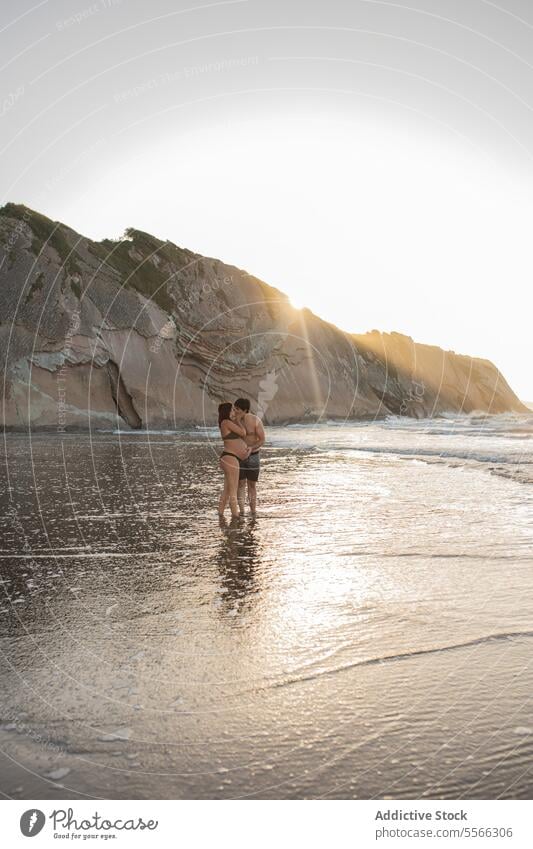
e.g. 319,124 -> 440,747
234,397 -> 265,515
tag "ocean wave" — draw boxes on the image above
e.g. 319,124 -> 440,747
314,444 -> 532,466
263,630 -> 533,692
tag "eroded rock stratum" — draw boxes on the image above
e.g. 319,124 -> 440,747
0,204 -> 526,430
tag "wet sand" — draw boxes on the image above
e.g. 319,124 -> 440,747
1,421 -> 532,799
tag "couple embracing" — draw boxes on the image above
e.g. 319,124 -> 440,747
218,398 -> 265,518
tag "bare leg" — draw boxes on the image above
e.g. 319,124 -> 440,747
219,455 -> 241,517
219,456 -> 232,515
218,480 -> 228,515
238,479 -> 246,514
247,480 -> 257,514
226,459 -> 241,518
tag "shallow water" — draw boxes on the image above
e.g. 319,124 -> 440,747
0,415 -> 532,799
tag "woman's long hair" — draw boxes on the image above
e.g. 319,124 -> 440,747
218,402 -> 233,427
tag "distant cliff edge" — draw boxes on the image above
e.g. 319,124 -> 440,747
0,204 -> 527,430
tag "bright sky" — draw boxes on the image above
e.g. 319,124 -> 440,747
62,110 -> 532,401
4,1 -> 533,401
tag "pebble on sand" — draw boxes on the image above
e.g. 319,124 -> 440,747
45,767 -> 71,780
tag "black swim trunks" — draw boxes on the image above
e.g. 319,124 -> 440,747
239,450 -> 260,482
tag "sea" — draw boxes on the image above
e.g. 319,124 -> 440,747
0,413 -> 532,799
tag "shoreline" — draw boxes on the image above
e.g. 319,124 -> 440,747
2,409 -> 530,435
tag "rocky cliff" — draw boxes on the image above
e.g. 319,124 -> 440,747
0,203 -> 527,430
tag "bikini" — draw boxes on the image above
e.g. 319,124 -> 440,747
220,430 -> 242,460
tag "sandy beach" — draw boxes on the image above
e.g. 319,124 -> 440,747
1,416 -> 532,799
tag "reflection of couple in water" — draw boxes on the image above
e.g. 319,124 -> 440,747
218,397 -> 265,518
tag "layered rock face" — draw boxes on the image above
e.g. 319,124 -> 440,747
0,204 -> 527,430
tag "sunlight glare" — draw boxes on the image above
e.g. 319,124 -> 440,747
65,111 -> 533,400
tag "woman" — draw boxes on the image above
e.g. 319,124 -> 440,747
218,402 -> 251,517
